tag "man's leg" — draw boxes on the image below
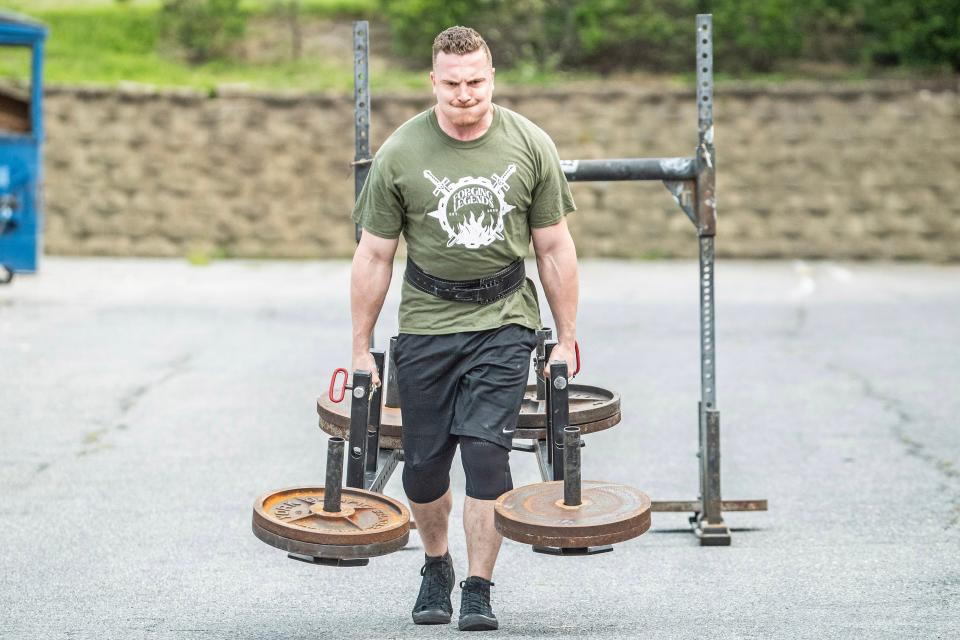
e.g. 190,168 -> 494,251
402,447 -> 458,625
457,436 -> 512,631
408,487 -> 453,557
463,496 -> 502,580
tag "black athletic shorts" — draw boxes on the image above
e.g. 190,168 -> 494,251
392,323 -> 537,467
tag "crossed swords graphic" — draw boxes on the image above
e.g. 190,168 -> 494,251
422,164 -> 518,197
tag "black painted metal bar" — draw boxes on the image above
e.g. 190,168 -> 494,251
346,370 -> 371,488
563,426 -> 581,506
534,328 -> 552,401
543,341 -> 557,472
549,361 -> 570,482
561,157 -> 699,183
323,437 -> 345,512
364,350 -> 385,482
385,337 -> 401,409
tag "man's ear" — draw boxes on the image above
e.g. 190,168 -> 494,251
429,70 -> 436,95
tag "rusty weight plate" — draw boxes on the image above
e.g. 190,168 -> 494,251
317,383 -> 620,447
494,480 -> 651,548
252,486 -> 409,557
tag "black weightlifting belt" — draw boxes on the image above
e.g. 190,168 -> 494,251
404,258 -> 526,305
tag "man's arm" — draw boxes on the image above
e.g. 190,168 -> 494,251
351,229 -> 400,386
531,216 -> 579,373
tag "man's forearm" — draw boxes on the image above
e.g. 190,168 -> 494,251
351,249 -> 393,354
536,237 -> 579,346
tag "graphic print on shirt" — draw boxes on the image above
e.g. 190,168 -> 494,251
422,164 -> 517,249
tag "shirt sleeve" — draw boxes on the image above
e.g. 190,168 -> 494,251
527,134 -> 577,228
351,154 -> 405,239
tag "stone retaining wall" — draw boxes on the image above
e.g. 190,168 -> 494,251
41,79 -> 960,261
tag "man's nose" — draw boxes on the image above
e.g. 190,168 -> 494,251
456,83 -> 471,102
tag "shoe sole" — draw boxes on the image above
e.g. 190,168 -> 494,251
458,613 -> 499,631
413,609 -> 452,625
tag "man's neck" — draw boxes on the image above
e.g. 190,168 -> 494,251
435,105 -> 495,141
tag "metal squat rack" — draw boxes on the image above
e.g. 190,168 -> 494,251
349,15 -> 767,546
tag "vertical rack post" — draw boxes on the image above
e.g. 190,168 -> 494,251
353,21 -> 375,351
694,14 -> 729,545
353,21 -> 371,239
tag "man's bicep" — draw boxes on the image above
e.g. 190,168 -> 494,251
531,217 -> 573,255
356,228 -> 400,263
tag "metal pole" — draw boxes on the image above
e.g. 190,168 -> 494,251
346,370 -> 371,488
323,437 -> 345,512
694,14 -> 729,545
563,426 -> 581,507
549,361 -> 569,482
562,157 -> 698,182
365,350 -> 385,481
385,337 -> 401,409
353,21 -> 371,241
353,21 -> 375,350
535,329 -> 552,401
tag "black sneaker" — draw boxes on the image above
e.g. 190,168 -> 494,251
412,551 -> 455,625
458,576 -> 498,631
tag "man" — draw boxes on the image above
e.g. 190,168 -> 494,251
350,25 -> 578,631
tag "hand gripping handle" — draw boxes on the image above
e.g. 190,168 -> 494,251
328,367 -> 349,403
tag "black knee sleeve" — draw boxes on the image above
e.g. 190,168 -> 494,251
460,436 -> 513,500
402,446 -> 456,504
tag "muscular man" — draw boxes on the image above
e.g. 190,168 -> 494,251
350,25 -> 578,632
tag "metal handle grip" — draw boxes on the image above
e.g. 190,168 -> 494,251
329,367 -> 349,403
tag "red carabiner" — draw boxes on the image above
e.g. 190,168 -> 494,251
329,368 -> 349,403
573,341 -> 581,377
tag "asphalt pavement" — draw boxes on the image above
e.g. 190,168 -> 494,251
1,256 -> 958,639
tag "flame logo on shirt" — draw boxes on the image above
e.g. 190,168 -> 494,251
423,164 -> 517,249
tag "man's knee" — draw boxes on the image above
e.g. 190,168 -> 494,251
460,436 -> 513,500
402,455 -> 453,504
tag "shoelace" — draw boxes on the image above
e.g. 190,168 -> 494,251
417,560 -> 450,608
459,580 -> 493,615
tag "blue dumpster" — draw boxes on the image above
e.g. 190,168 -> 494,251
0,10 -> 46,283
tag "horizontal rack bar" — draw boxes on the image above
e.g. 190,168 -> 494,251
651,499 -> 768,513
561,157 -> 699,182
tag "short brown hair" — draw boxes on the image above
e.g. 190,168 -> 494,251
432,26 -> 492,66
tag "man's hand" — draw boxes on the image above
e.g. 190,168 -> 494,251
351,350 -> 381,388
547,341 -> 577,379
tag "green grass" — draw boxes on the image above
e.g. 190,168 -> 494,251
0,3 -> 422,92
0,2 -> 596,92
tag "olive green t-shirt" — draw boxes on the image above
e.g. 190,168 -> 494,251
352,105 -> 576,335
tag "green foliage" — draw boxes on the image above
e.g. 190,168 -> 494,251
378,0 -> 569,69
158,0 -> 248,64
380,0 -> 960,74
858,0 -> 960,71
708,0 -> 807,72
